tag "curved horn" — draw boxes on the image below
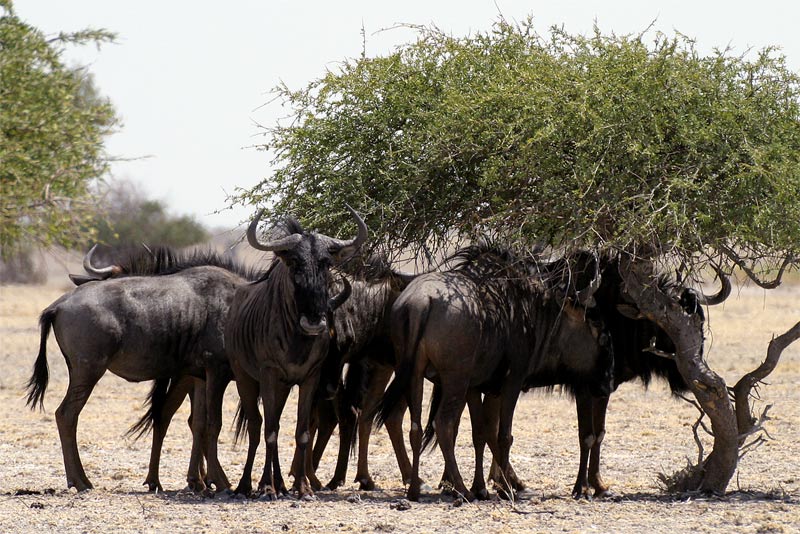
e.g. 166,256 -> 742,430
696,265 -> 732,306
246,209 -> 303,252
575,253 -> 602,308
83,244 -> 118,279
326,205 -> 369,263
328,276 -> 352,311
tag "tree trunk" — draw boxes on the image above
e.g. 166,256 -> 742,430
619,258 -> 738,493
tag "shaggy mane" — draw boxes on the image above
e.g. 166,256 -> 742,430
114,245 -> 262,281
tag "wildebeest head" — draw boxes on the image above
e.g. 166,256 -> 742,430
73,244 -> 262,285
247,206 -> 367,336
565,251 -> 731,392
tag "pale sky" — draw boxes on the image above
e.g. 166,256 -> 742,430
16,1 -> 800,230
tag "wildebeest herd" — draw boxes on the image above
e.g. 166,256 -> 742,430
26,207 -> 731,503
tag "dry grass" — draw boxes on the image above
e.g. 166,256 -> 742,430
0,282 -> 798,533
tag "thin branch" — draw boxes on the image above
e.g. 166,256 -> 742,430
738,435 -> 768,461
732,322 -> 800,440
642,336 -> 676,360
719,244 -> 795,289
677,393 -> 708,465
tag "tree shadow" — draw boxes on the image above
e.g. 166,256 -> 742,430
562,488 -> 799,505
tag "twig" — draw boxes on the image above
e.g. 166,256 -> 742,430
642,336 -> 676,360
135,494 -> 146,516
677,393 -> 708,464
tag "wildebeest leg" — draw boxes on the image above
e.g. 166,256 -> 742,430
301,410 -> 323,491
56,365 -> 105,491
292,374 -> 322,498
484,393 -> 525,492
312,397 -> 337,470
406,368 -> 425,501
186,378 -> 209,493
259,372 -> 290,500
287,418 -> 319,491
572,389 -> 594,498
203,370 -> 232,493
271,441 -> 288,496
588,395 -> 611,497
437,390 -> 465,491
466,389 -> 489,500
354,364 -> 400,489
142,376 -> 191,492
232,372 -> 261,497
434,377 -> 472,501
494,380 -> 522,500
289,406 -> 318,483
187,382 -> 208,485
323,394 -> 354,491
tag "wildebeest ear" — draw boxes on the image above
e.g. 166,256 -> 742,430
69,274 -> 100,286
616,303 -> 643,320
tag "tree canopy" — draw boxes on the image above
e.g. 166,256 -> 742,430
0,1 -> 117,257
232,19 -> 800,278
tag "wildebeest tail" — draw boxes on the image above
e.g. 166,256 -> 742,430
375,299 -> 428,429
421,382 -> 442,452
233,399 -> 247,446
26,308 -> 56,411
126,378 -> 171,440
341,361 -> 366,456
375,360 -> 411,429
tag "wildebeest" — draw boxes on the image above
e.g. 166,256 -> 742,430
68,248 -> 216,493
553,252 -> 731,498
293,256 -> 416,491
439,251 -> 732,500
378,243 -> 613,501
27,245 -> 261,492
225,206 -> 366,499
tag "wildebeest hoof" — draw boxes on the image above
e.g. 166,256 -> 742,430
453,491 -> 474,504
233,484 -> 252,497
357,478 -> 376,491
300,494 -> 317,502
143,480 -> 163,493
406,486 -> 421,502
258,490 -> 278,502
572,484 -> 591,500
308,476 -> 323,492
186,479 -> 207,494
68,480 -> 93,492
471,487 -> 490,501
324,478 -> 343,491
594,488 -> 617,500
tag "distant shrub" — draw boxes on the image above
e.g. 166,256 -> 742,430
89,179 -> 209,249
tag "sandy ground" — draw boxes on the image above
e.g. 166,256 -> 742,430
0,280 -> 798,533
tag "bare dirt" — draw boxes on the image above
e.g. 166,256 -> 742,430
1,281 -> 798,533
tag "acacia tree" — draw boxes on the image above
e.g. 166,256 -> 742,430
0,1 -> 117,257
231,20 -> 800,493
